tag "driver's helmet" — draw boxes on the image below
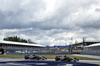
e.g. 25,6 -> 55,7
33,55 -> 35,56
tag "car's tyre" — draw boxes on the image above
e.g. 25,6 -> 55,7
67,59 -> 71,62
25,57 -> 28,59
77,59 -> 79,61
37,58 -> 40,60
55,59 -> 59,61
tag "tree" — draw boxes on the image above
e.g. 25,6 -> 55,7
3,36 -> 27,43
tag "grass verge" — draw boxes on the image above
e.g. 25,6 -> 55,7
0,55 -> 100,60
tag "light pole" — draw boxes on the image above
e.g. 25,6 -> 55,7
75,40 -> 78,49
82,37 -> 86,50
70,37 -> 73,54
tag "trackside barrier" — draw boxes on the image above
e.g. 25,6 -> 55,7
6,53 -> 71,55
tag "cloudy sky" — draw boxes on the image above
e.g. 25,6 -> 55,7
0,0 -> 100,46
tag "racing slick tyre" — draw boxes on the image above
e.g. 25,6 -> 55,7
55,59 -> 59,61
25,57 -> 29,59
42,59 -> 44,60
37,58 -> 40,60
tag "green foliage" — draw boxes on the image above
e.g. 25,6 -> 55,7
3,36 -> 27,43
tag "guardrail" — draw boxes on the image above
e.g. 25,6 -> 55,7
6,52 -> 71,55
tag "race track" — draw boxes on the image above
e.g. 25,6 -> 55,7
0,58 -> 99,66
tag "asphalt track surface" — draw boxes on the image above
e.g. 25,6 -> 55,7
0,58 -> 99,66
73,54 -> 100,59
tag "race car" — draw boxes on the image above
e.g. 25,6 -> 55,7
24,55 -> 47,60
55,55 -> 79,62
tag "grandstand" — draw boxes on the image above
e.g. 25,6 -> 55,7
71,41 -> 100,48
0,41 -> 45,54
81,43 -> 100,55
0,41 -> 70,55
69,41 -> 100,54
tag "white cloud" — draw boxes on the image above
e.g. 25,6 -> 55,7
0,28 -> 100,46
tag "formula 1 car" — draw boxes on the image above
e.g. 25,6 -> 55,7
25,55 -> 47,60
55,55 -> 79,62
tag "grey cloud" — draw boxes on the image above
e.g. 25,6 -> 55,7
0,0 -> 99,30
0,0 -> 100,46
95,8 -> 100,12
